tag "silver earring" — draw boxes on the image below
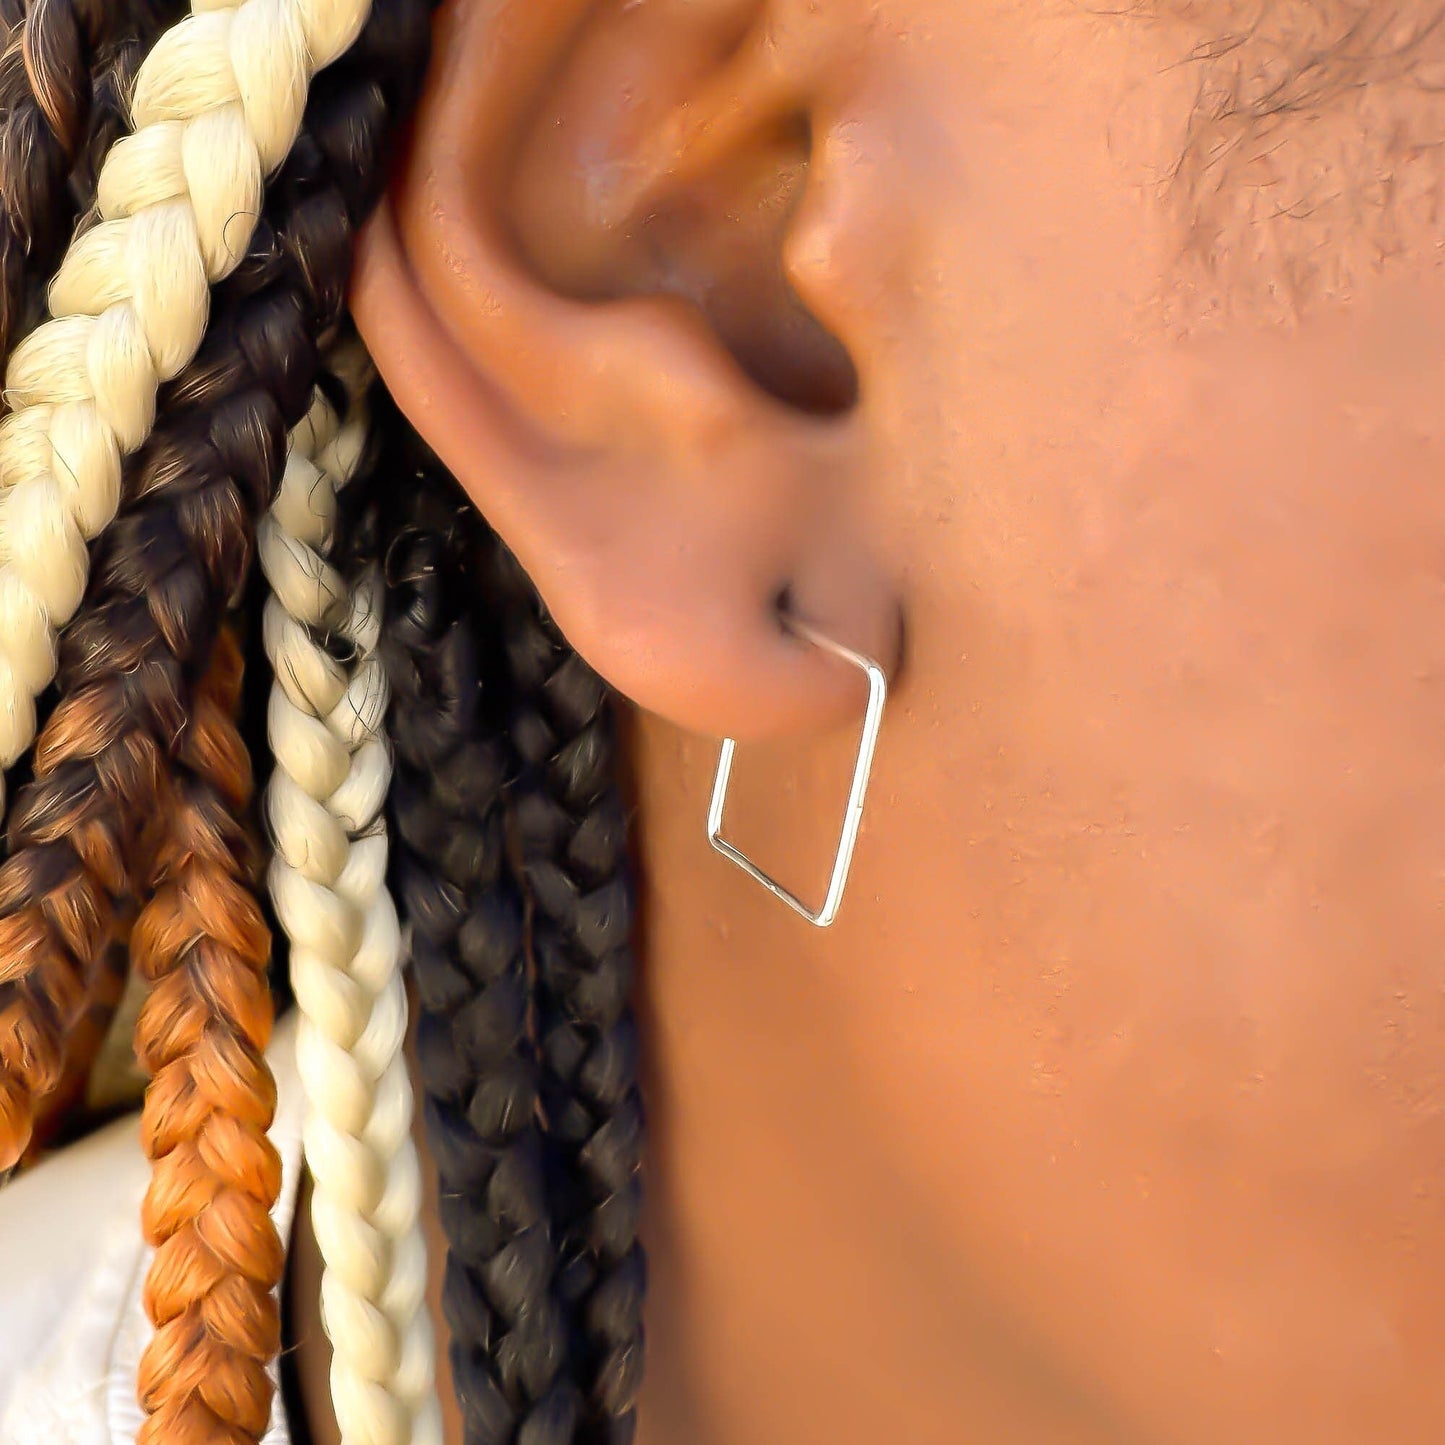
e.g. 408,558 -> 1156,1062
707,617 -> 887,927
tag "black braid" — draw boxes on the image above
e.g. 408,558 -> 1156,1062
73,0 -> 182,207
364,407 -> 586,1445
491,548 -> 647,1445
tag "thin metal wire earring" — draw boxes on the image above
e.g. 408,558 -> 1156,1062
707,616 -> 887,927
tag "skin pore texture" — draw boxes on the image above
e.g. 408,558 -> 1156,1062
318,0 -> 1445,1441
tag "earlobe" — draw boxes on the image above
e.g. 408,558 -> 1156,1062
349,0 -> 904,742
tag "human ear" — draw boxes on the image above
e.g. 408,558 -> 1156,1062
350,0 -> 903,741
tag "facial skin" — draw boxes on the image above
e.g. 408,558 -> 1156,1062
335,2 -> 1445,1441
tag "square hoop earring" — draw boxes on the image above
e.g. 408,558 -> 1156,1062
707,617 -> 887,927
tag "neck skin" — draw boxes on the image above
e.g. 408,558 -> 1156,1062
290,900 -> 1126,1445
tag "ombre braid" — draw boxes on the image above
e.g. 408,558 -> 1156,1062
0,250 -> 295,1171
371,431 -> 587,1445
263,378 -> 440,1445
23,905 -> 131,1156
0,569 -> 174,1168
0,0 -> 428,1169
0,0 -> 182,1161
132,625 -> 282,1445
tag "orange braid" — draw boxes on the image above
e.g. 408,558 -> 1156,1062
132,627 -> 283,1445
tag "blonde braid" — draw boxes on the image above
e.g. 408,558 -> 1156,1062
262,378 -> 441,1445
0,0 -> 373,808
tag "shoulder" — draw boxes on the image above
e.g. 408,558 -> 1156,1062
0,1104 -> 149,1442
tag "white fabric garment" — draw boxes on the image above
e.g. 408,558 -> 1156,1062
0,1012 -> 305,1445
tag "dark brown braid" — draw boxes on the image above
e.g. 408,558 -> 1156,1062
367,416 -> 586,1445
69,0 -> 178,206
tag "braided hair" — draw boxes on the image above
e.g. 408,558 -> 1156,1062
0,0 -> 180,367
264,373 -> 441,1443
491,546 -> 647,1442
0,0 -> 653,1437
363,403 -> 595,1445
